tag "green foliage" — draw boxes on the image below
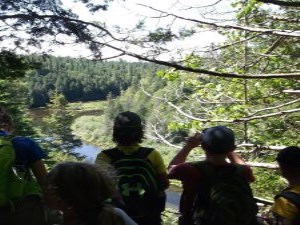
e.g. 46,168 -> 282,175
236,0 -> 259,19
26,55 -> 164,107
42,92 -> 82,156
251,168 -> 286,199
0,51 -> 35,80
0,52 -> 37,136
72,114 -> 113,149
163,208 -> 180,225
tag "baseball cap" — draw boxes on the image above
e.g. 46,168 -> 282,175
201,126 -> 235,153
276,146 -> 300,167
114,111 -> 142,128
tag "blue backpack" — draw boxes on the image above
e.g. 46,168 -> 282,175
103,147 -> 164,217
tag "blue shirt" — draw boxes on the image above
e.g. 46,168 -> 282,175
0,130 -> 47,166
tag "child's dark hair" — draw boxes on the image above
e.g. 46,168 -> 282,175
276,146 -> 300,170
47,162 -> 125,225
201,126 -> 235,154
112,111 -> 144,146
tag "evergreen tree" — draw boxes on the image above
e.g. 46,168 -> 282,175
43,92 -> 82,156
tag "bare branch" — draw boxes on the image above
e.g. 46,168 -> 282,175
247,162 -> 278,169
246,99 -> 300,117
142,86 -> 300,123
237,143 -> 286,151
234,108 -> 300,122
254,197 -> 274,206
139,4 -> 300,38
283,89 -> 300,93
256,0 -> 300,7
151,124 -> 181,149
246,37 -> 286,68
99,40 -> 300,79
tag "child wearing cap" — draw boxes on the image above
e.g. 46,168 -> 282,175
168,126 -> 257,225
96,111 -> 169,225
271,146 -> 300,225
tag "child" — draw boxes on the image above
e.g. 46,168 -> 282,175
0,107 -> 48,225
96,111 -> 169,225
271,146 -> 300,225
45,161 -> 138,225
168,125 -> 258,225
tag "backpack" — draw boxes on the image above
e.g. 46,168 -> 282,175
275,190 -> 300,209
0,135 -> 41,207
102,147 -> 162,217
190,161 -> 258,225
274,190 -> 300,225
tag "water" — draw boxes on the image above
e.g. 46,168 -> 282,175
29,107 -> 101,162
73,142 -> 101,162
29,107 -> 180,210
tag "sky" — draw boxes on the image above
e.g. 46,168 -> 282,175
0,0 -> 227,61
52,0 -> 227,60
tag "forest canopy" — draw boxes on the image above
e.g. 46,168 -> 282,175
0,0 -> 299,79
0,0 -> 299,204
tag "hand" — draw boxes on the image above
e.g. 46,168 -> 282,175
185,133 -> 201,149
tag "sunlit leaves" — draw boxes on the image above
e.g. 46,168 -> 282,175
236,0 -> 259,19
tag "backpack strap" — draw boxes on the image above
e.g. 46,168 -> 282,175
133,147 -> 154,159
102,147 -> 125,161
275,191 -> 300,208
190,161 -> 244,178
103,147 -> 154,161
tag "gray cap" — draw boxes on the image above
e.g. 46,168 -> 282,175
201,126 -> 235,153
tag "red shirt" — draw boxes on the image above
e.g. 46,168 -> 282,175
168,162 -> 255,220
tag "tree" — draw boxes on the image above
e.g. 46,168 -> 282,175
0,0 -> 299,79
43,92 -> 82,155
139,0 -> 299,153
0,51 -> 39,135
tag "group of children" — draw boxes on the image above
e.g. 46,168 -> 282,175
0,107 -> 299,225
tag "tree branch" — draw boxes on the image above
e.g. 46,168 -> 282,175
0,13 -> 123,41
139,4 -> 300,38
237,143 -> 286,151
256,0 -> 300,7
246,99 -> 300,118
234,108 -> 300,122
98,40 -> 300,79
142,86 -> 300,123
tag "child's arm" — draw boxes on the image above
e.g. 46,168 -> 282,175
31,160 -> 48,190
227,152 -> 247,165
168,133 -> 201,169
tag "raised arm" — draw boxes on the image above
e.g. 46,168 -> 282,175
168,133 -> 201,169
227,151 -> 247,165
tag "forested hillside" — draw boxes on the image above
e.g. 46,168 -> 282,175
26,55 -> 164,107
0,0 -> 299,209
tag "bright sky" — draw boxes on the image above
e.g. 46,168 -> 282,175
0,0 -> 227,60
51,0 -> 227,60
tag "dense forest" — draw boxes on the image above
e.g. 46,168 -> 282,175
26,55 -> 165,107
0,1 -> 299,222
